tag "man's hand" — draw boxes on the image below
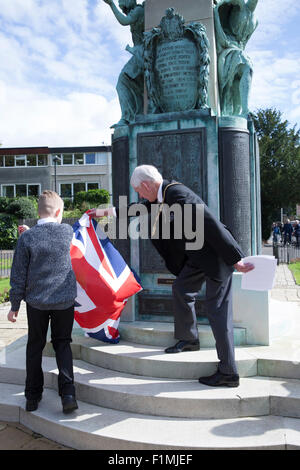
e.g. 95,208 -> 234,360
18,225 -> 30,235
234,261 -> 255,273
86,208 -> 109,218
7,310 -> 18,323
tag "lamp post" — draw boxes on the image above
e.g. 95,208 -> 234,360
52,155 -> 61,193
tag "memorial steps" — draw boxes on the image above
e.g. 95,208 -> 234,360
1,325 -> 300,449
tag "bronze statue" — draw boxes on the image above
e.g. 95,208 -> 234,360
102,0 -> 145,127
214,0 -> 258,116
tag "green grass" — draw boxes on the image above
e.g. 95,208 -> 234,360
289,262 -> 300,285
0,277 -> 10,292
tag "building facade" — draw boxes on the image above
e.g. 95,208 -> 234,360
0,146 -> 112,201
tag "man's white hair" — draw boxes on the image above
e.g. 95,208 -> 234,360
130,165 -> 163,188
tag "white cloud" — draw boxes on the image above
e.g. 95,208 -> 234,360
0,80 -> 119,147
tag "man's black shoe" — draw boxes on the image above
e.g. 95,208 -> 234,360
198,370 -> 240,387
61,395 -> 78,414
26,396 -> 42,412
165,340 -> 200,354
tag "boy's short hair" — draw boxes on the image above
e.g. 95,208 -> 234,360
38,190 -> 64,216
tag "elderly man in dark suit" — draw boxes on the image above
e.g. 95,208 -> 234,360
88,165 -> 254,387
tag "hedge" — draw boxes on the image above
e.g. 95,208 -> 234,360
74,189 -> 110,208
0,214 -> 18,249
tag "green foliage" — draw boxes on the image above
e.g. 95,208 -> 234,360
6,197 -> 37,219
0,197 -> 12,212
74,189 -> 110,209
251,108 -> 300,240
0,290 -> 9,303
0,214 -> 18,249
63,198 -> 74,210
0,278 -> 10,304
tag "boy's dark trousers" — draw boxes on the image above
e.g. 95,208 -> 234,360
25,303 -> 75,400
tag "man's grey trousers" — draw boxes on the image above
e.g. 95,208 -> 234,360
172,264 -> 237,375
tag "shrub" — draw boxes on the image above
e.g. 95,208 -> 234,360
0,289 -> 9,304
74,189 -> 110,209
63,198 -> 74,211
0,214 -> 18,249
6,197 -> 37,219
0,197 -> 12,212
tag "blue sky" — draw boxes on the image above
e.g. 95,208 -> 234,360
0,0 -> 299,147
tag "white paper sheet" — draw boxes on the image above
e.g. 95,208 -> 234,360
241,255 -> 277,291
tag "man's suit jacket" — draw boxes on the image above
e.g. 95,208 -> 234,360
117,180 -> 245,281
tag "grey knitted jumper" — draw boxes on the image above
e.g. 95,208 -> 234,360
10,223 -> 77,311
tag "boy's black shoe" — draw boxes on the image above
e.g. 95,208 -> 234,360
198,370 -> 240,387
26,396 -> 42,412
61,395 -> 78,414
165,340 -> 200,354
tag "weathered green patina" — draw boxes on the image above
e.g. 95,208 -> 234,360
144,8 -> 210,114
102,0 -> 145,127
214,0 -> 258,117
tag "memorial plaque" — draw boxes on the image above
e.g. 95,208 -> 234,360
137,127 -> 207,273
144,8 -> 210,114
219,128 -> 251,257
155,38 -> 199,112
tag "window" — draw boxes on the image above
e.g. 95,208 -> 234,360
38,155 -> 47,166
27,155 -> 37,166
87,183 -> 99,190
59,182 -> 100,199
5,156 -> 14,167
28,185 -> 40,197
60,184 -> 72,198
0,154 -> 49,167
97,153 -> 107,165
74,153 -> 84,165
15,155 -> 26,167
62,154 -> 73,165
1,184 -> 41,198
2,185 -> 14,197
85,153 -> 96,164
74,183 -> 86,194
16,185 -> 27,197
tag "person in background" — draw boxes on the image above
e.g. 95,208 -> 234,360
283,219 -> 293,246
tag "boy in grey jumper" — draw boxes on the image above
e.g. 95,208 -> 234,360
8,190 -> 78,414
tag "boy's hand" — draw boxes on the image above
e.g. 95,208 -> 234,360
7,310 -> 19,323
18,225 -> 30,235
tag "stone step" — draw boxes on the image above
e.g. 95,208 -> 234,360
118,321 -> 247,347
44,333 -> 300,380
1,383 -> 300,450
44,335 -> 258,379
2,346 -> 300,420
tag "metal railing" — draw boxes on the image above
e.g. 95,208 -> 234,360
273,243 -> 300,264
0,250 -> 14,278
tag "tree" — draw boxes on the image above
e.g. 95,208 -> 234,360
251,108 -> 300,240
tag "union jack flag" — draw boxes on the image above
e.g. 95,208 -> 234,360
70,213 -> 142,343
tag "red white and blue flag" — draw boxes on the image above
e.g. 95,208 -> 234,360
70,213 -> 142,343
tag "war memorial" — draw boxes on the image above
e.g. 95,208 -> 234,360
108,0 -> 267,345
2,0 -> 300,452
